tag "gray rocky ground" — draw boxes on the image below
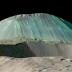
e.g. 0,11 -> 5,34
0,56 -> 72,72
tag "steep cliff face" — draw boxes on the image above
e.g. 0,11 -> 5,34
0,42 -> 36,58
0,13 -> 72,58
27,41 -> 72,58
0,13 -> 72,44
0,42 -> 72,59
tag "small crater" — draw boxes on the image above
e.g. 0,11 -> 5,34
35,38 -> 37,40
60,58 -> 66,61
39,68 -> 47,72
70,60 -> 72,62
65,65 -> 71,68
58,69 -> 62,71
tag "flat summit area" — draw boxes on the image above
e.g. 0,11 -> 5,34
0,56 -> 72,72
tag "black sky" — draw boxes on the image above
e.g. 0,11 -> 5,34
0,0 -> 72,23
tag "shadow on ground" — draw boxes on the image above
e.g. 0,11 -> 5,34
0,42 -> 36,58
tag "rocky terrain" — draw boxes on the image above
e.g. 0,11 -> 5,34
0,56 -> 72,72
